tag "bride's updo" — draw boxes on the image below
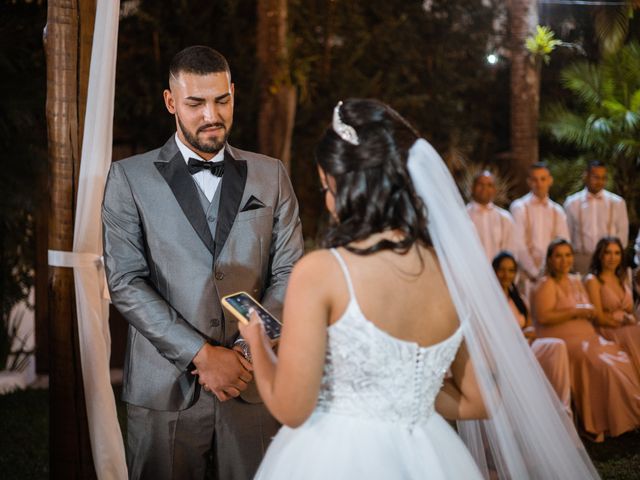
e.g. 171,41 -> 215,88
315,98 -> 431,255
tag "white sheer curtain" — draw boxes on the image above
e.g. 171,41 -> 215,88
48,1 -> 127,478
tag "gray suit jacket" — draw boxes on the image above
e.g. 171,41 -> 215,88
102,136 -> 304,411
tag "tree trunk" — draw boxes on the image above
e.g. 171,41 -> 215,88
257,0 -> 297,172
509,0 -> 539,195
45,0 -> 97,477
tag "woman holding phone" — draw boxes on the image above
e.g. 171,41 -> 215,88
239,99 -> 598,479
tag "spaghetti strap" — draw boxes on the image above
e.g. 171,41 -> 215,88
329,248 -> 356,300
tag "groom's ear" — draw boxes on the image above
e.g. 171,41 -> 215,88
163,89 -> 176,114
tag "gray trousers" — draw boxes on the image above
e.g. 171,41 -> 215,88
126,390 -> 280,480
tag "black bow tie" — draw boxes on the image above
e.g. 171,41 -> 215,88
187,158 -> 225,177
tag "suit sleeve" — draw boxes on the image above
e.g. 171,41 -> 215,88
260,160 -> 304,319
102,162 -> 206,371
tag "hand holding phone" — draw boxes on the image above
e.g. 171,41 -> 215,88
222,292 -> 282,341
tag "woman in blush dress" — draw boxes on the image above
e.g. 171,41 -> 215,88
532,238 -> 640,442
584,236 -> 640,373
492,251 -> 571,415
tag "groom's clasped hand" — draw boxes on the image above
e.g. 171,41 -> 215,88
191,343 -> 253,401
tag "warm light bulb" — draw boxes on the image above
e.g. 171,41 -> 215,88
486,54 -> 498,65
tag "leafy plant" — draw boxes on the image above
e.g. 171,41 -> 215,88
541,42 -> 640,226
526,25 -> 562,65
0,0 -> 46,370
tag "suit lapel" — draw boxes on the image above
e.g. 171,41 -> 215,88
154,138 -> 216,256
214,149 -> 247,260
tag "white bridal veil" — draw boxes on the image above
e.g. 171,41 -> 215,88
407,139 -> 599,480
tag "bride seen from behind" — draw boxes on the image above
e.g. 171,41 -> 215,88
241,99 -> 484,479
240,99 -> 600,479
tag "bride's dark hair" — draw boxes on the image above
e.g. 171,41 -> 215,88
315,98 -> 431,255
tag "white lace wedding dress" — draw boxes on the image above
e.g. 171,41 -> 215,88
254,249 -> 483,479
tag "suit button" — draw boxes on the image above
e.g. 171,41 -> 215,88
210,318 -> 220,327
207,215 -> 215,222
215,271 -> 224,280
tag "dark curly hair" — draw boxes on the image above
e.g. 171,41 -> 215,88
589,236 -> 626,286
315,98 -> 431,256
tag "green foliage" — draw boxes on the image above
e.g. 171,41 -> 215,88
286,0 -> 509,236
594,2 -> 635,56
526,25 -> 562,65
0,0 -> 46,370
542,42 -> 640,225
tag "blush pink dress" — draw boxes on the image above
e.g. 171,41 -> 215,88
507,298 -> 572,415
535,275 -> 640,438
597,281 -> 640,374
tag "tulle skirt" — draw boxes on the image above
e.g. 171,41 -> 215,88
255,411 -> 483,479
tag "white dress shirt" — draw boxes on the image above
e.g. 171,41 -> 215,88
510,192 -> 570,278
466,201 -> 517,262
563,187 -> 629,254
175,133 -> 223,202
634,230 -> 640,266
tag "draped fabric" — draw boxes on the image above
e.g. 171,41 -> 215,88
47,1 -> 127,478
408,139 -> 599,480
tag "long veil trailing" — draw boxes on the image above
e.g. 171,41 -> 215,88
408,139 -> 599,479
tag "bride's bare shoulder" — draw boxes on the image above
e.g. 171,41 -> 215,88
290,249 -> 341,283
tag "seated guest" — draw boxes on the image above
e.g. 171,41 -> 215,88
584,237 -> 640,373
466,171 -> 517,261
492,251 -> 571,415
563,161 -> 629,274
532,238 -> 640,442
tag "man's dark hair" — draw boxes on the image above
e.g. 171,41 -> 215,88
586,160 -> 606,172
169,46 -> 230,83
528,161 -> 549,174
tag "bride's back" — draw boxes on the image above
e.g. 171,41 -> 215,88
327,243 -> 459,348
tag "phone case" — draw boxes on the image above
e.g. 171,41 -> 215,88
221,291 -> 282,339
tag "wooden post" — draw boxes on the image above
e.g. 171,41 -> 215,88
45,0 -> 97,477
509,0 -> 539,195
257,0 -> 297,171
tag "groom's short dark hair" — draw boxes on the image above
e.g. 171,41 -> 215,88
169,46 -> 230,82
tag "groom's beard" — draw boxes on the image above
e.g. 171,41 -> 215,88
177,114 -> 230,154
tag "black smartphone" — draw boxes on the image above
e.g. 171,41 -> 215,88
221,291 -> 282,340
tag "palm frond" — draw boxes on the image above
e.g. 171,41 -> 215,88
594,5 -> 630,56
560,62 -> 603,105
602,99 -> 627,116
630,89 -> 640,112
624,110 -> 640,129
541,104 -> 597,149
613,138 -> 640,157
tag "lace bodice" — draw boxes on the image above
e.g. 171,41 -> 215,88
315,249 -> 464,427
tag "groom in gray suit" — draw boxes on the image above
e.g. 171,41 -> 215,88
102,46 -> 304,479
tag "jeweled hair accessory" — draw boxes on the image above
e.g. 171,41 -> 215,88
332,101 -> 360,145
